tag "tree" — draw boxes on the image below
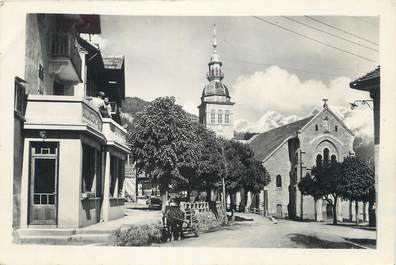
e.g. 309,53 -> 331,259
309,161 -> 343,224
339,156 -> 375,225
298,173 -> 325,221
223,140 -> 270,211
128,97 -> 200,211
192,123 -> 225,202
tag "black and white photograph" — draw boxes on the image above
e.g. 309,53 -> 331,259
1,1 -> 395,265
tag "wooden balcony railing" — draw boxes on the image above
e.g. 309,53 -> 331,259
49,32 -> 82,80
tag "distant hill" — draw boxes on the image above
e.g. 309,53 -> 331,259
120,97 -> 198,130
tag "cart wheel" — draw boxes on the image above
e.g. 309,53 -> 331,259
193,223 -> 200,237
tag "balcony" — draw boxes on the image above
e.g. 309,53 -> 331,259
102,118 -> 128,150
48,32 -> 82,83
24,95 -> 102,134
24,95 -> 130,152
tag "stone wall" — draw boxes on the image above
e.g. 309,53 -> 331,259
263,142 -> 291,218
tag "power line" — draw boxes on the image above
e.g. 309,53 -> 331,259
223,57 -> 344,77
252,16 -> 377,63
304,16 -> 379,46
282,16 -> 378,52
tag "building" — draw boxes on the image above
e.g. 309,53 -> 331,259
248,102 -> 367,221
349,66 -> 380,227
13,14 -> 130,231
198,25 -> 235,140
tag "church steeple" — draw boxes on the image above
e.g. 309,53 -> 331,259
207,24 -> 224,81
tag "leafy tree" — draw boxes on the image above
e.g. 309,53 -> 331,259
339,156 -> 375,225
191,123 -> 225,202
298,173 -> 325,221
223,140 -> 270,211
128,97 -> 200,211
309,161 -> 343,224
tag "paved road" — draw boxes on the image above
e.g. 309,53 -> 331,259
161,213 -> 376,248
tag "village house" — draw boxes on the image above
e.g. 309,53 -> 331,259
13,13 -> 130,233
247,102 -> 368,221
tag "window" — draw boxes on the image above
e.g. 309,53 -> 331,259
81,144 -> 96,195
218,110 -> 223,124
210,110 -> 215,123
276,175 -> 282,188
225,111 -> 230,124
331,155 -> 337,163
315,125 -> 318,131
316,154 -> 322,167
109,156 -> 118,197
335,125 -> 338,132
323,148 -> 329,164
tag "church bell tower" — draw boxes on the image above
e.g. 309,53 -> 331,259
198,25 -> 235,139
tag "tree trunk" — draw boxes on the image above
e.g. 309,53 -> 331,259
314,199 -> 317,221
332,198 -> 338,225
230,192 -> 236,211
363,202 -> 367,222
355,200 -> 359,225
160,189 -> 168,213
368,200 -> 376,227
186,189 -> 191,202
349,200 -> 353,222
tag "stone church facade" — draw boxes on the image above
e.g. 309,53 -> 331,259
249,103 -> 368,221
198,26 -> 234,140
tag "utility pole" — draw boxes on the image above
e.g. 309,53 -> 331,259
299,149 -> 305,221
221,146 -> 227,210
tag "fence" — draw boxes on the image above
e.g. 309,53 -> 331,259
180,201 -> 210,212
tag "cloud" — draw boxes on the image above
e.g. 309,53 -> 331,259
232,65 -> 369,114
232,66 -> 374,141
234,110 -> 301,133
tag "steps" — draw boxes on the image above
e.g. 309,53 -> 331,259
16,227 -> 113,245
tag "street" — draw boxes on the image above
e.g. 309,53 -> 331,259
161,213 -> 376,248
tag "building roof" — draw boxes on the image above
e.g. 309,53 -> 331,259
350,66 -> 380,91
248,116 -> 314,162
202,80 -> 230,98
103,56 -> 125,70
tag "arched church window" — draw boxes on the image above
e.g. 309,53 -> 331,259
323,148 -> 330,164
225,110 -> 230,124
210,110 -> 215,123
315,125 -> 318,131
276,175 -> 282,188
316,154 -> 322,167
218,110 -> 223,124
331,155 -> 337,163
335,125 -> 338,132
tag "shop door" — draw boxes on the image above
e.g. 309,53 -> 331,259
29,142 -> 58,225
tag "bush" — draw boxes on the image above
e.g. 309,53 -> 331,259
111,221 -> 162,246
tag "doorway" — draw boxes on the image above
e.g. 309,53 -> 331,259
276,204 -> 283,218
29,142 -> 58,225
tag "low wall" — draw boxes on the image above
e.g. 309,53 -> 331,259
109,198 -> 125,221
79,198 -> 101,227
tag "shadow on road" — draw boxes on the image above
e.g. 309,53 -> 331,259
288,234 -> 363,249
344,238 -> 376,249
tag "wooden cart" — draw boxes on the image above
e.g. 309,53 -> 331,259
162,206 -> 200,241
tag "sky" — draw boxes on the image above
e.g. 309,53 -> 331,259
88,16 -> 379,140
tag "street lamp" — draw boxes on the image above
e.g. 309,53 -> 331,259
350,100 -> 373,110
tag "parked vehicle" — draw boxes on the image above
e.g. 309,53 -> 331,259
146,195 -> 162,209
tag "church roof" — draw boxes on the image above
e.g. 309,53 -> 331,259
202,80 -> 230,98
248,116 -> 314,162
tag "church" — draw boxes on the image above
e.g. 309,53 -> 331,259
198,26 -> 368,222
